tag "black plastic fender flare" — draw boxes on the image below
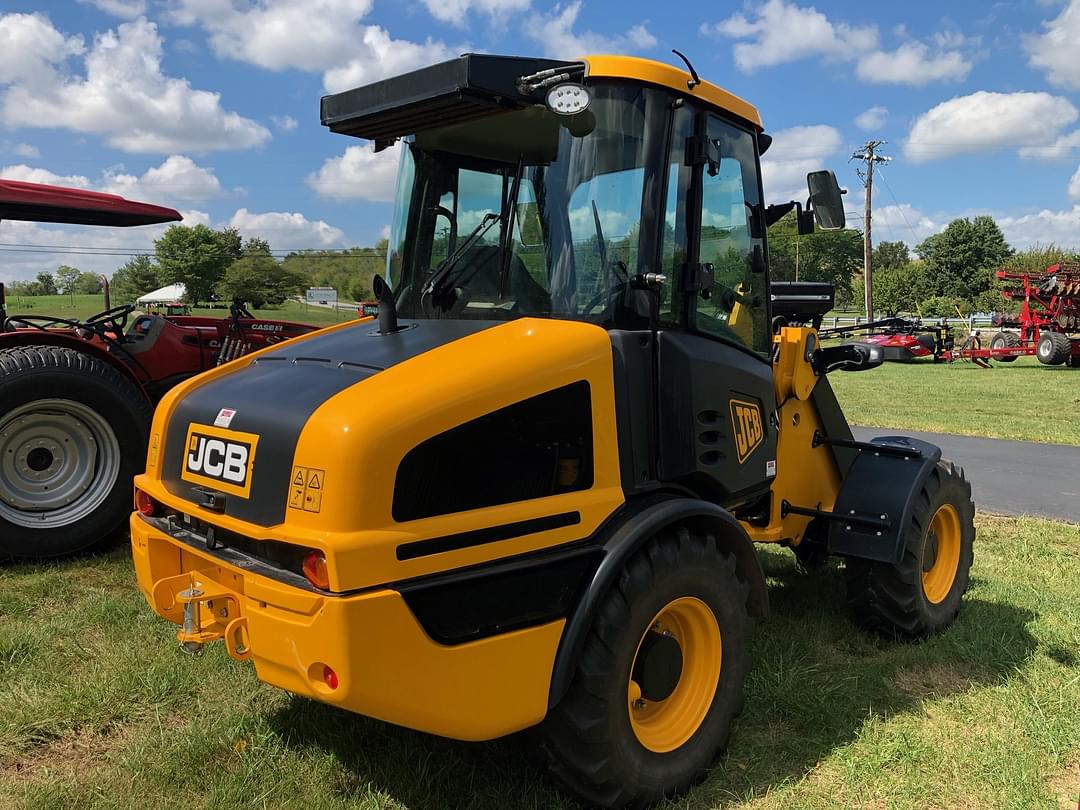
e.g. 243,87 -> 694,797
547,495 -> 768,710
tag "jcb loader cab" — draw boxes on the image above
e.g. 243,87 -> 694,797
131,54 -> 974,808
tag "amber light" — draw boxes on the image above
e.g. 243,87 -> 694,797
134,488 -> 158,517
302,551 -> 330,590
323,665 -> 339,690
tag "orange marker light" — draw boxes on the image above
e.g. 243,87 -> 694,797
302,551 -> 330,590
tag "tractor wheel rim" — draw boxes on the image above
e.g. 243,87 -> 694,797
0,400 -> 120,529
628,596 -> 721,753
922,504 -> 962,604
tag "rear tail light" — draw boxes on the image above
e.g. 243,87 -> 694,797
135,488 -> 159,517
302,551 -> 330,590
323,665 -> 338,690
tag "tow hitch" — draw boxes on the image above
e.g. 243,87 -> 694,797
151,572 -> 250,659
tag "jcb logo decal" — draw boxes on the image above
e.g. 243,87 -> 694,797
729,399 -> 764,464
181,424 -> 259,498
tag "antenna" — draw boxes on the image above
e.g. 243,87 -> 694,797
671,50 -> 701,90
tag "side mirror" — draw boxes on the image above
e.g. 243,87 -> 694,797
806,170 -> 846,230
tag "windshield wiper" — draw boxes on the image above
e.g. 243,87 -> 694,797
422,212 -> 500,300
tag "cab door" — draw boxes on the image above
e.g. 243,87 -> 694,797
656,110 -> 776,506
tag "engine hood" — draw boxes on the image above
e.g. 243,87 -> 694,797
158,319 -> 497,525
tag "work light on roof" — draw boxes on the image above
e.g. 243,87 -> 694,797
546,83 -> 591,115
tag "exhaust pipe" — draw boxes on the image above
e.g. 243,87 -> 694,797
372,274 -> 400,335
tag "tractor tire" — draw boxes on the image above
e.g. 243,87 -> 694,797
537,527 -> 753,808
989,331 -> 1019,361
1037,331 -> 1071,366
844,460 -> 975,639
0,345 -> 151,559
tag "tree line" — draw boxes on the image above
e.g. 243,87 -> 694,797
7,224 -> 389,309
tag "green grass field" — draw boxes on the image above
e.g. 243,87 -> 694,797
3,293 -> 355,327
830,356 -> 1080,446
1,515 -> 1077,810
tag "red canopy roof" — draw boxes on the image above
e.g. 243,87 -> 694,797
0,178 -> 183,227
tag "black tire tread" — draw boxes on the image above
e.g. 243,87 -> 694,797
538,528 -> 754,808
844,460 -> 975,639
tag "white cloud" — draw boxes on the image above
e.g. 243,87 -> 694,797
1026,0 -> 1080,90
855,106 -> 888,131
855,41 -> 971,85
271,115 -> 298,132
761,124 -> 843,203
307,141 -> 400,202
1070,165 -> 1080,200
905,91 -> 1078,162
998,205 -> 1080,249
99,155 -> 223,203
0,15 -> 270,154
227,208 -> 346,250
704,1 -> 972,86
0,13 -> 84,86
79,0 -> 147,19
421,0 -> 530,25
169,0 -> 457,94
1019,130 -> 1080,161
2,155 -> 222,204
0,164 -> 91,187
527,1 -> 657,57
702,0 -> 877,71
13,143 -> 40,158
322,29 -> 458,94
872,203 -> 941,243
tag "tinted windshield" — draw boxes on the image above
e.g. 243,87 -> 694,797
385,83 -> 672,325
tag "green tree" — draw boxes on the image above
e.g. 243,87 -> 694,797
110,255 -> 160,303
872,240 -> 909,273
34,271 -> 57,295
768,212 -> 863,307
72,272 -> 103,295
873,262 -> 923,315
154,224 -> 243,306
55,265 -> 80,294
217,253 -> 306,308
915,216 -> 1013,306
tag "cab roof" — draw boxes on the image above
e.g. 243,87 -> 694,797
320,53 -> 763,147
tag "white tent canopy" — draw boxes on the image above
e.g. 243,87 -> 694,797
136,283 -> 185,305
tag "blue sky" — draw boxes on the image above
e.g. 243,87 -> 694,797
3,0 -> 1080,282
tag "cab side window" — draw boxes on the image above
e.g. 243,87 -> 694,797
694,118 -> 768,354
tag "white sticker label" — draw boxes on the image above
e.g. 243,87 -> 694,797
766,460 -> 777,477
214,408 -> 237,428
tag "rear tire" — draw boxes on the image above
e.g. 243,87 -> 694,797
989,331 -> 1019,361
0,345 -> 151,559
1037,332 -> 1071,366
844,461 -> 975,638
538,527 -> 753,808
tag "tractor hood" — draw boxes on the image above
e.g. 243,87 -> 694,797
157,319 -> 497,526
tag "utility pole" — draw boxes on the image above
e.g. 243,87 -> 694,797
851,140 -> 890,319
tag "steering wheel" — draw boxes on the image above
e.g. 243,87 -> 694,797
582,280 -> 632,315
84,303 -> 137,334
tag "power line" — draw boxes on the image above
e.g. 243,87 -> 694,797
875,165 -> 922,246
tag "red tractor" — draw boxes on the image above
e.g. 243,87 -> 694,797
0,179 -> 317,559
984,266 -> 1080,366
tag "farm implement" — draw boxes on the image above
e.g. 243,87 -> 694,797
0,179 -> 317,559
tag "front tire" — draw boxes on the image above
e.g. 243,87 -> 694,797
0,345 -> 151,559
845,460 -> 975,638
538,527 -> 753,808
989,331 -> 1019,361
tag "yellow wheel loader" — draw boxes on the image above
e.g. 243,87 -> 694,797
131,53 -> 975,807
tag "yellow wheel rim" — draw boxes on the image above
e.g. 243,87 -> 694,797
628,596 -> 721,753
922,503 -> 962,604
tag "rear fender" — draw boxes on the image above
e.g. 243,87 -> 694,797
0,331 -> 150,405
548,496 -> 768,710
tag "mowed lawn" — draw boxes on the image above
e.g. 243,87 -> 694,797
830,356 -> 1080,446
1,515 -> 1077,810
3,293 -> 355,327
